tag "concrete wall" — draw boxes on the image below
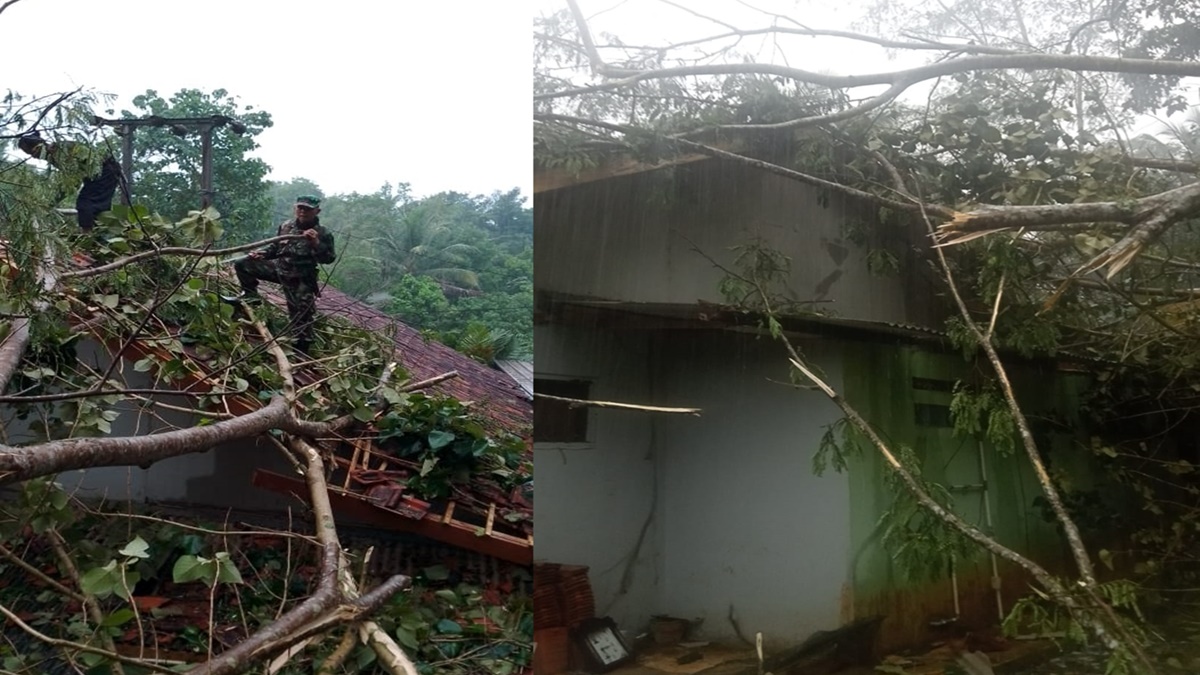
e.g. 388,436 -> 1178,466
535,160 -> 937,326
533,324 -> 662,633
535,322 -> 854,648
654,330 -> 851,648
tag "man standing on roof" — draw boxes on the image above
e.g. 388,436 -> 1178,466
17,132 -> 122,233
232,195 -> 336,355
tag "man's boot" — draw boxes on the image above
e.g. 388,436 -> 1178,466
221,290 -> 262,305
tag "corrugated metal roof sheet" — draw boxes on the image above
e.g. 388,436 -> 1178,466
495,360 -> 533,400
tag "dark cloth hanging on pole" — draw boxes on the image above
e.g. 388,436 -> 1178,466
17,133 -> 122,232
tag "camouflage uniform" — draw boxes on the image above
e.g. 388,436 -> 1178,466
235,216 -> 336,349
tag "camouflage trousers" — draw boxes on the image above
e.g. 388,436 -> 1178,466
234,258 -> 318,347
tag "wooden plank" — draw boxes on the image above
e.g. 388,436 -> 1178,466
252,470 -> 532,566
442,501 -> 457,525
485,503 -> 496,537
343,440 -> 367,490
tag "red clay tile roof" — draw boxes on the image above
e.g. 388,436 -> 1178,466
262,284 -> 532,435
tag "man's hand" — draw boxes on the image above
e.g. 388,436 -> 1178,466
248,251 -> 263,260
303,229 -> 319,243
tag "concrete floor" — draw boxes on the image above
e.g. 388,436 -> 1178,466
567,636 -> 1057,675
595,643 -> 759,675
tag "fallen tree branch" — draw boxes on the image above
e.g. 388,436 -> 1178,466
0,541 -> 85,603
399,370 -> 459,392
0,317 -> 31,395
535,392 -> 701,415
630,24 -> 1020,58
0,385 -> 248,404
59,235 -> 308,280
539,36 -> 1200,101
0,602 -> 175,675
0,395 -> 292,484
918,194 -> 1157,669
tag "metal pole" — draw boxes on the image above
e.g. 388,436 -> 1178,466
120,126 -> 134,205
200,125 -> 214,209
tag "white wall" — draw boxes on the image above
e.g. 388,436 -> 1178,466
533,324 -> 662,633
3,338 -> 294,510
536,161 -> 930,325
654,330 -> 852,648
536,322 -> 854,648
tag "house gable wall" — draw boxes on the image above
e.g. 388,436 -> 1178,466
535,160 -> 939,327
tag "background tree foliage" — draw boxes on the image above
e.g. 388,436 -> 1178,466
121,88 -> 274,243
271,179 -> 533,360
112,88 -> 531,361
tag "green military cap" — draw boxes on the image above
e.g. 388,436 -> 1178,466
295,195 -> 321,208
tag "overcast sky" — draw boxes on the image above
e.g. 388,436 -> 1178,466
6,0 -> 532,200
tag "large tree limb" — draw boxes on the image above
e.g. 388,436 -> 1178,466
621,25 -> 1021,57
937,180 -> 1200,278
0,396 -> 291,484
0,316 -> 31,395
183,402 -> 410,675
918,199 -> 1157,669
539,43 -> 1200,102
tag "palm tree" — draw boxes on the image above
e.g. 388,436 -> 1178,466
368,201 -> 482,293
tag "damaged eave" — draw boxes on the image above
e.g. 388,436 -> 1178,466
539,294 -> 951,346
252,470 -> 533,566
533,137 -> 751,194
539,294 -> 1110,373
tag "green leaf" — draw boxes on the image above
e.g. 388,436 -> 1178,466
173,554 -> 216,585
356,644 -> 378,669
114,571 -> 140,600
80,563 -> 116,598
434,589 -> 459,603
119,536 -> 151,560
420,457 -> 438,477
436,619 -> 463,635
395,626 -> 420,650
101,608 -> 137,627
767,316 -> 782,339
214,552 -> 244,584
352,405 -> 376,423
428,430 -> 455,450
